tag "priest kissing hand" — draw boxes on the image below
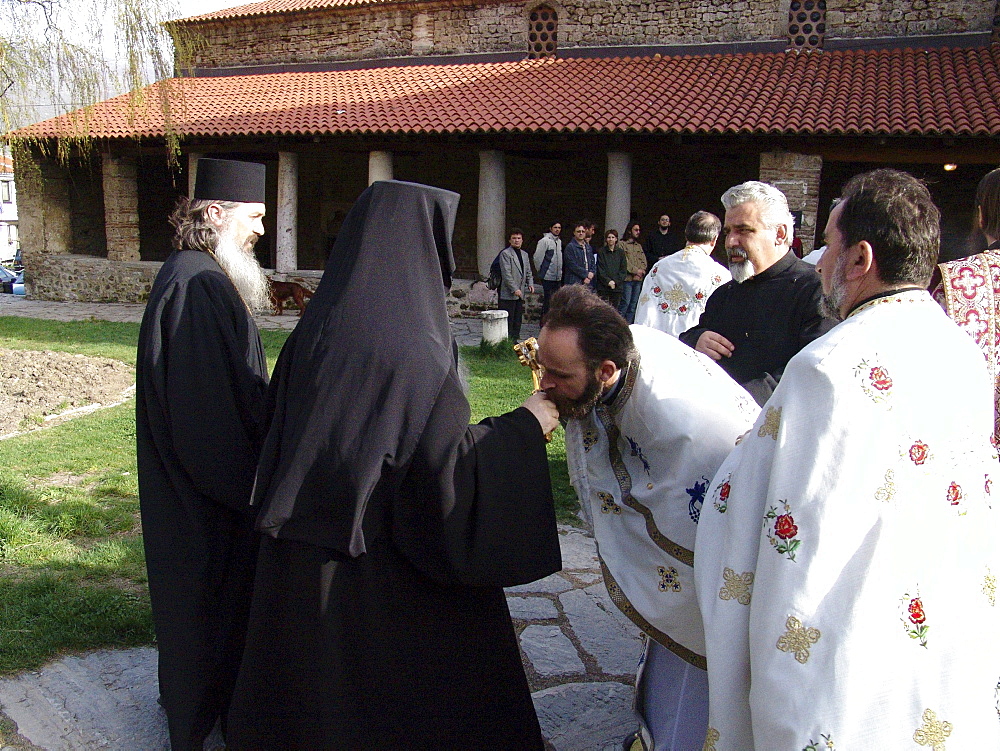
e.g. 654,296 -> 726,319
695,330 -> 735,360
522,390 -> 560,436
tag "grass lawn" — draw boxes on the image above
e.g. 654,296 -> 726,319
0,317 -> 578,676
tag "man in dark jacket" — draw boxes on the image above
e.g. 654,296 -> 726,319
644,213 -> 684,271
135,158 -> 270,750
563,222 -> 595,286
679,181 -> 835,405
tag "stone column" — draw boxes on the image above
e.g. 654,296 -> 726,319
477,150 -> 506,276
368,151 -> 393,185
102,152 -> 140,262
276,152 -> 298,273
187,152 -> 203,198
604,152 -> 632,236
14,152 -> 72,260
759,152 -> 823,255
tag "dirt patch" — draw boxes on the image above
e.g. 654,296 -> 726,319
0,349 -> 135,437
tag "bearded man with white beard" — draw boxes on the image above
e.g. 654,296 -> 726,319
678,181 -> 834,405
135,158 -> 270,750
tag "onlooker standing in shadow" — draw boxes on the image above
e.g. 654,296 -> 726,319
498,227 -> 534,341
533,220 -> 563,321
645,213 -> 683,271
620,221 -> 646,323
595,228 -> 626,311
563,222 -> 595,287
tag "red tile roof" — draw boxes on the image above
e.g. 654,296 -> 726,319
0,155 -> 12,173
175,0 -> 423,23
15,45 -> 1000,140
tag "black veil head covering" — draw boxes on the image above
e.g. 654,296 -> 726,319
253,180 -> 461,558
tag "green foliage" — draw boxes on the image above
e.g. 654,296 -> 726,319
0,316 -> 290,374
0,574 -> 153,674
0,317 -> 141,365
2,0 -> 195,167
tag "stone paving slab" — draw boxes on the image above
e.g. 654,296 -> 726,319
508,595 -> 561,621
560,588 -> 643,676
533,682 -> 635,751
521,625 -> 588,677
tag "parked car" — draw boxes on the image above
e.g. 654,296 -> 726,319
13,270 -> 24,296
0,265 -> 15,294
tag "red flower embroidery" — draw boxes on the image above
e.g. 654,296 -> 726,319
986,475 -> 993,495
651,266 -> 658,274
774,514 -> 798,540
719,482 -> 731,502
678,305 -> 688,313
652,286 -> 661,294
908,597 -> 926,625
660,303 -> 669,311
869,366 -> 892,391
947,482 -> 963,506
909,441 -> 929,465
695,291 -> 705,299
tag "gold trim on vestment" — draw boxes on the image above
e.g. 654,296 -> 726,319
601,560 -> 707,670
595,356 -> 696,568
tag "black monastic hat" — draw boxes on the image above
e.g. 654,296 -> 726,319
193,158 -> 266,203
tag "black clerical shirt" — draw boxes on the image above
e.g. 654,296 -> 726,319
679,250 -> 835,404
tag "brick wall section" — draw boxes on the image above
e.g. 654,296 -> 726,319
181,0 -> 786,69
827,0 -> 992,40
759,151 -> 822,256
102,153 -> 141,262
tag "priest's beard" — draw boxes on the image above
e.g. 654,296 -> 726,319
213,224 -> 270,314
548,369 -> 603,421
820,251 -> 850,322
729,248 -> 755,283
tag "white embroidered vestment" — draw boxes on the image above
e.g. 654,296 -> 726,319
695,291 -> 1000,749
566,325 -> 758,665
635,244 -> 731,337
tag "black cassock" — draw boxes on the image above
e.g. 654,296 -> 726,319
226,180 -> 561,749
135,248 -> 268,749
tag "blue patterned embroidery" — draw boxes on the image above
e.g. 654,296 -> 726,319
625,435 -> 651,475
686,476 -> 709,523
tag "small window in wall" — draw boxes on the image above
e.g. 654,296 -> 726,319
788,0 -> 826,50
527,5 -> 557,59
1,181 -> 10,203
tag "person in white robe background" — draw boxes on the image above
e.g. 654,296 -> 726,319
635,211 -> 731,337
695,169 -> 1000,750
537,285 -> 758,750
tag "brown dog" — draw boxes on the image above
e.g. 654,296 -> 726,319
269,280 -> 314,315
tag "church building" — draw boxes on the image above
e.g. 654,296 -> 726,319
13,0 -> 1000,301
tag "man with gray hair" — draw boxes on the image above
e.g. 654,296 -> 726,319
679,181 -> 833,404
136,158 -> 270,749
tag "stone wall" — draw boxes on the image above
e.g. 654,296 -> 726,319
828,0 -> 992,40
179,0 -> 989,71
759,151 -> 822,256
180,0 -> 785,70
28,255 -> 161,302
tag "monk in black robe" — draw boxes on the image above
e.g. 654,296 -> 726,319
227,180 -> 562,750
136,159 -> 270,749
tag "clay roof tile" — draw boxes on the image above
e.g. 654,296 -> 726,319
14,45 -> 1000,140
